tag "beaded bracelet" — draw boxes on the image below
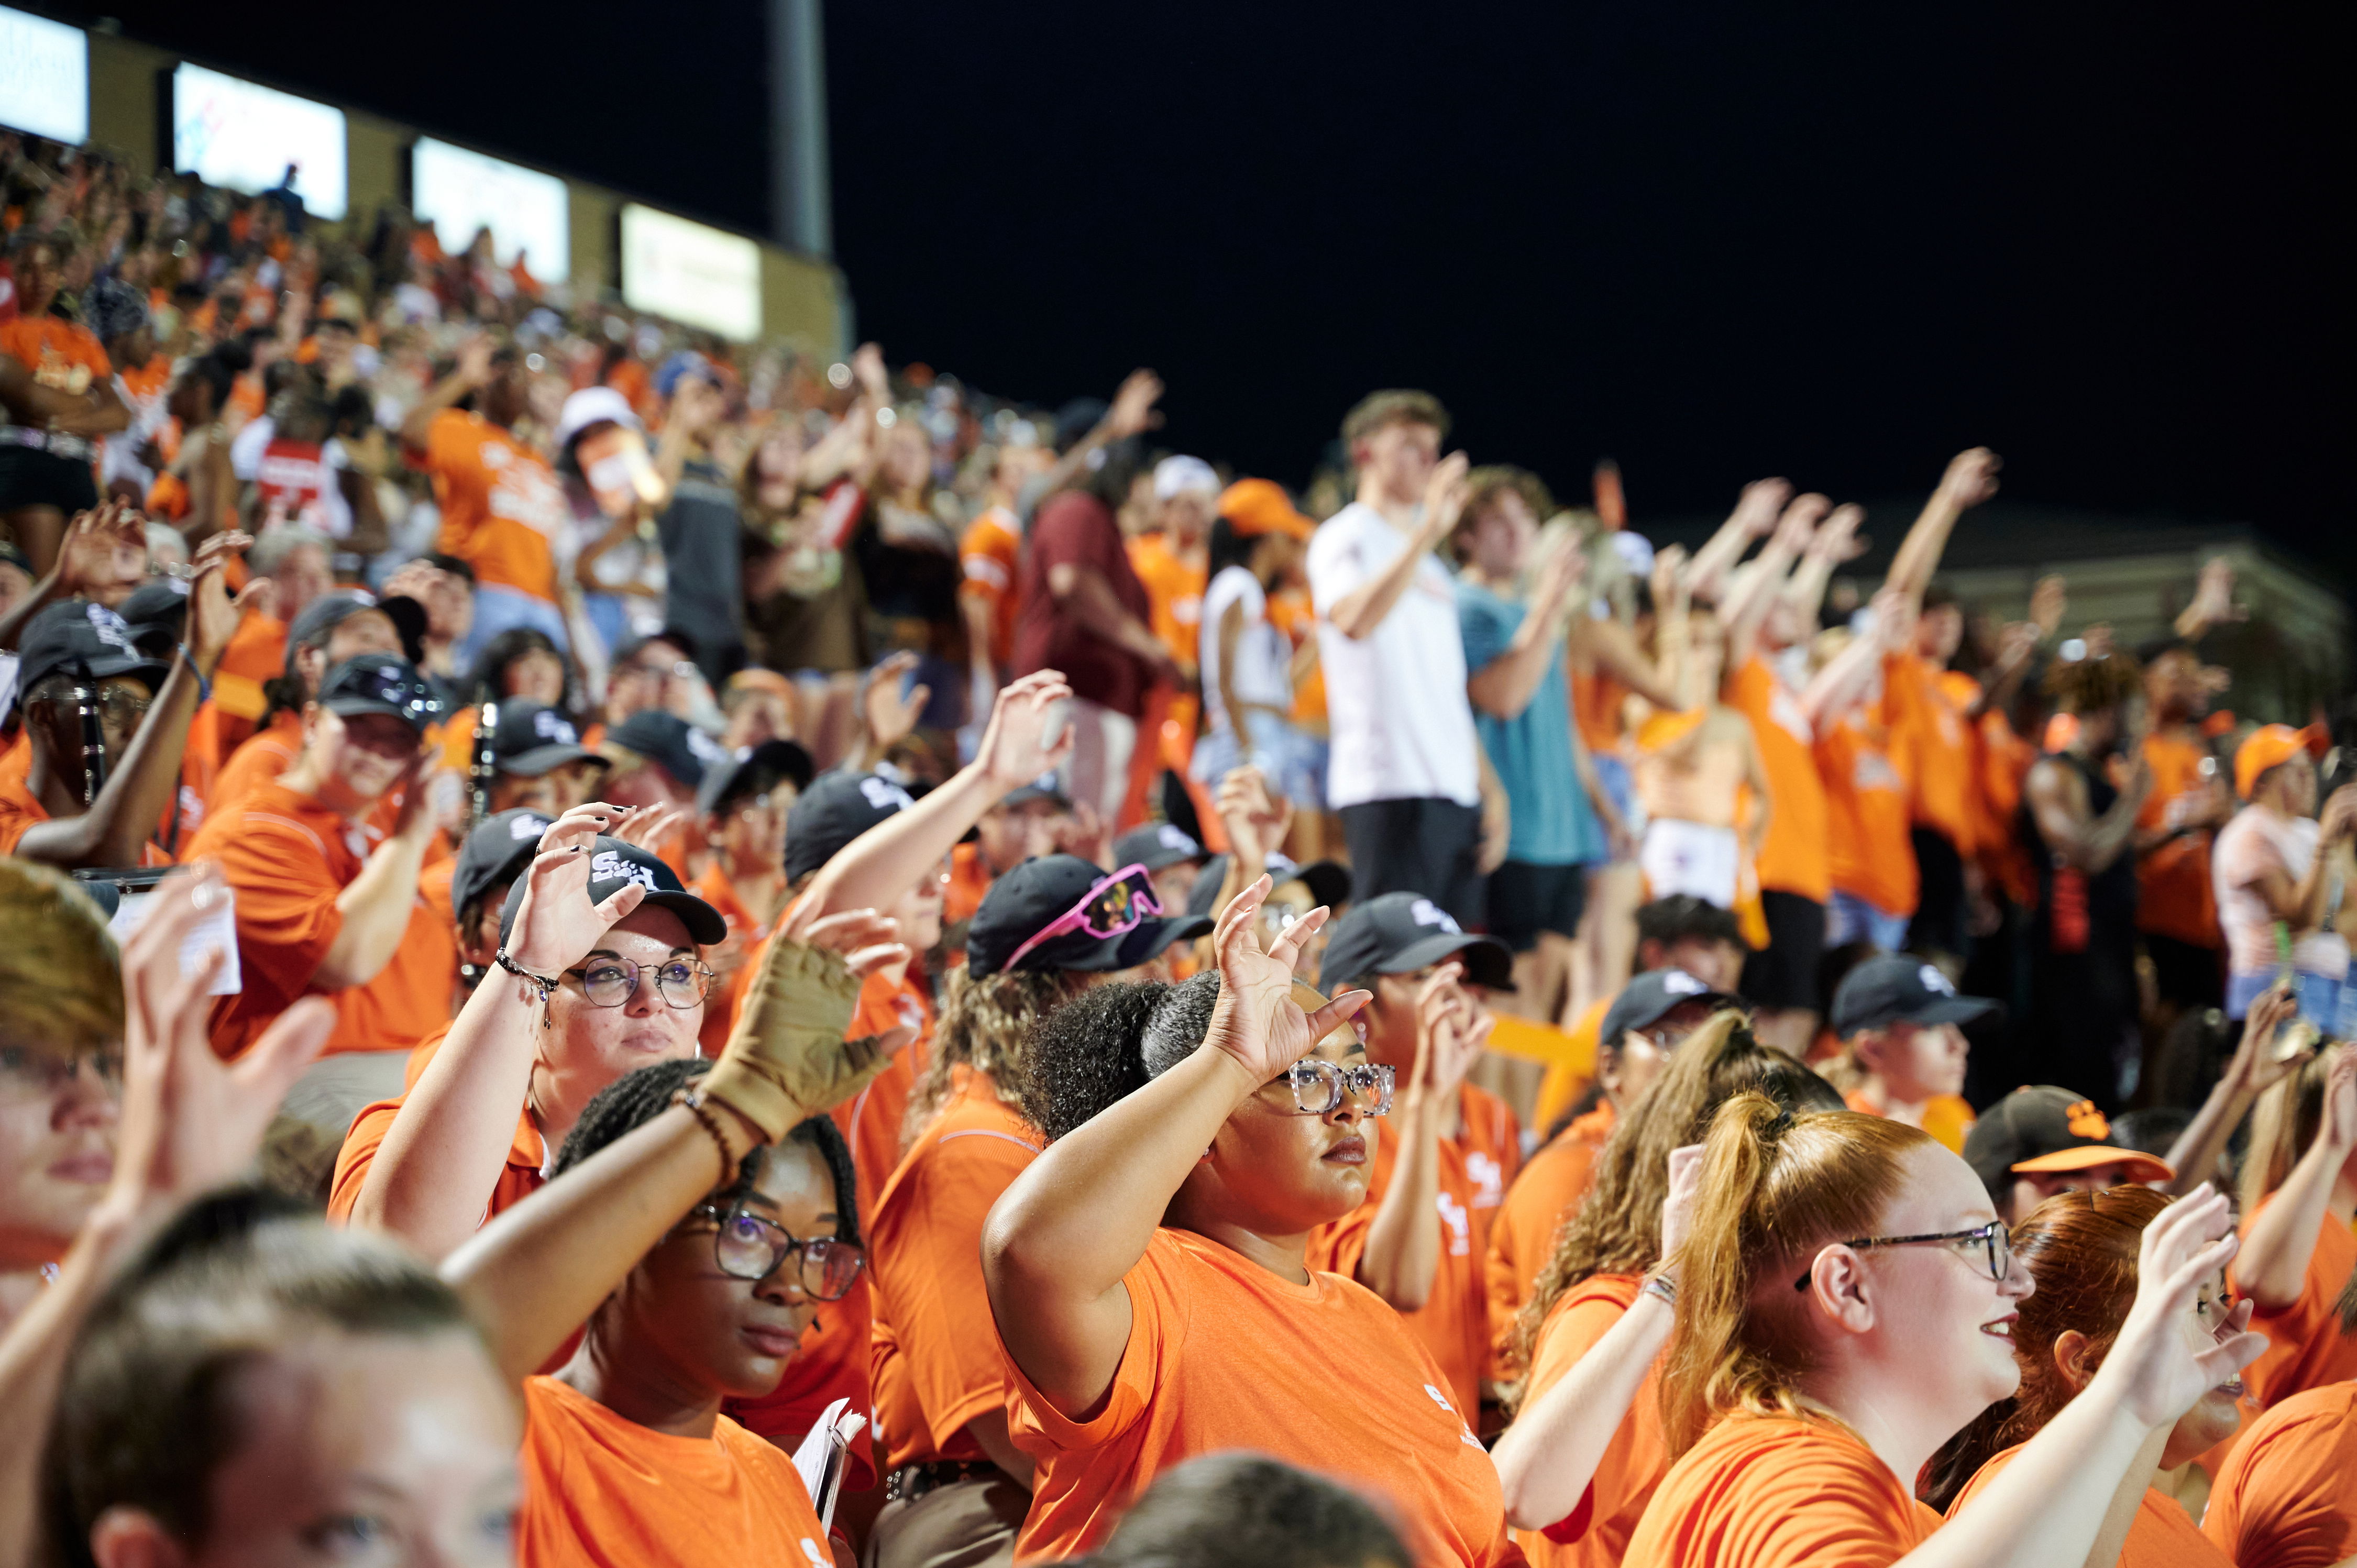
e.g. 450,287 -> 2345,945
673,1086 -> 739,1184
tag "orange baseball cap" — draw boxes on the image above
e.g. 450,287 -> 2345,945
1220,478 -> 1317,541
2235,722 -> 2326,799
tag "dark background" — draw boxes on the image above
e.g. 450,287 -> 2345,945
51,2 -> 2357,572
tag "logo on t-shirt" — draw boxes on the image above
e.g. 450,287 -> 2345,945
1409,899 -> 1460,934
591,849 -> 659,892
1437,1191 -> 1471,1256
1466,1152 -> 1505,1210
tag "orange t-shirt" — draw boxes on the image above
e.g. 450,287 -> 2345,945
943,840 -> 993,928
2202,1379 -> 2357,1568
1622,1413 -> 1942,1568
187,780 -> 454,1060
0,315 -> 109,396
1486,1101 -> 1614,1361
0,736 -> 173,864
518,1375 -> 831,1566
1002,1226 -> 1517,1566
2135,728 -> 2223,948
1266,584 -> 1326,727
1519,1274 -> 1664,1568
327,1029 -> 544,1223
1126,532 -> 1207,668
1949,1442 -> 2229,1567
1884,652 -> 1977,856
831,966 -> 936,1230
691,861 -> 778,1057
1975,709 -> 2040,909
723,1275 -> 876,1483
1307,1082 -> 1523,1413
1725,657 -> 1830,903
202,708 -> 303,817
1842,1088 -> 1975,1155
1572,668 -> 1632,759
868,1065 -> 1041,1471
423,407 -> 566,602
1816,705 -> 1918,919
2230,1200 -> 2357,1411
959,506 -> 1022,671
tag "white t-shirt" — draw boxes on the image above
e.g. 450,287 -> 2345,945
2213,805 -> 2350,979
1306,502 -> 1480,809
1198,565 -> 1291,738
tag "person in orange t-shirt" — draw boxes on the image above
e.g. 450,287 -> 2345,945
1487,971 -> 1745,1358
2201,1379 -> 2357,1568
1309,894 -> 1523,1417
186,654 -> 451,1138
959,503 -> 1022,686
2230,1048 -> 2357,1415
439,1042 -> 868,1568
1621,1087 -> 2261,1568
1494,1014 -> 1838,1568
401,338 -> 568,657
0,231 -> 129,573
2134,636 -> 2232,1013
203,590 -> 416,818
1801,594 -> 1923,952
985,888 -> 1520,1566
1128,455 -> 1216,784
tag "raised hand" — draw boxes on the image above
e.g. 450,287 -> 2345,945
1409,965 -> 1491,1102
1200,877 -> 1368,1082
780,904 -> 910,979
1731,478 -> 1793,540
1871,586 -> 1921,654
974,669 -> 1077,791
2029,573 -> 2068,639
1659,1143 -> 1705,1262
2224,985 -> 2309,1095
501,804 -> 648,978
1807,503 -> 1868,563
1649,543 -> 1690,610
106,868 -> 337,1218
1935,447 -> 2002,512
1770,492 -> 1832,555
2323,1046 -> 2357,1153
2093,1185 -> 2265,1429
58,499 -> 147,606
1419,451 -> 1473,544
1530,529 -> 1589,616
454,333 -> 495,389
2187,557 -> 2242,627
184,531 -> 251,675
862,650 -> 930,753
607,801 -> 687,853
1104,369 -> 1165,440
851,342 -> 890,401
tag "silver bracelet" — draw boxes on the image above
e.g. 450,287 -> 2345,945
1640,1271 -> 1678,1308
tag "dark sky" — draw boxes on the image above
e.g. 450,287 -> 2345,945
59,1 -> 2357,571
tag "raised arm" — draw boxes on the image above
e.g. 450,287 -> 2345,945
398,335 -> 490,449
800,670 -> 1075,918
1722,493 -> 1826,670
443,929 -> 894,1383
2174,558 -> 2241,643
2161,987 -> 2306,1198
314,752 -> 443,989
0,502 -> 147,652
1801,588 -> 1915,732
1354,969 -> 1489,1310
1779,503 -> 1865,634
2245,788 -> 2357,935
983,881 -> 1365,1419
1679,479 -> 1789,607
1885,448 -> 2001,603
1467,535 -> 1585,721
2237,1047 -> 2356,1310
1324,454 -> 1469,641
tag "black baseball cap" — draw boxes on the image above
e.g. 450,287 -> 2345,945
697,738 -> 817,818
1599,968 -> 1745,1051
286,589 -> 426,666
999,773 -> 1072,811
17,600 -> 172,697
451,808 -> 555,922
1113,821 -> 1206,872
1317,891 -> 1514,993
1963,1086 -> 2174,1203
1830,954 -> 2001,1037
116,580 -> 191,653
317,654 -> 444,734
482,698 -> 605,778
607,709 -> 725,791
967,853 -> 1212,979
785,769 -> 915,882
495,833 -> 726,946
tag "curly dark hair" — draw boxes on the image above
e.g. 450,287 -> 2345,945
552,1057 -> 860,1246
1007,976 -> 1193,1143
907,967 -> 1091,1146
2042,649 -> 2142,715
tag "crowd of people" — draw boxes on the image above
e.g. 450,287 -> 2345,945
0,126 -> 2352,1568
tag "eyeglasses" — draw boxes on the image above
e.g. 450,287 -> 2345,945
41,686 -> 151,726
695,1203 -> 865,1299
1793,1219 -> 2011,1291
564,956 -> 714,1009
330,661 -> 444,726
0,1044 -> 123,1096
1001,862 -> 1163,972
1274,1057 -> 1394,1116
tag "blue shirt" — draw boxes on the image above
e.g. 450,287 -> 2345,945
1456,579 -> 1605,867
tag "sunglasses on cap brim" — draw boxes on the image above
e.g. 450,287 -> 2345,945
1002,863 -> 1165,973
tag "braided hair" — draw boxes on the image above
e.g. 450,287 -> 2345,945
552,1057 -> 860,1245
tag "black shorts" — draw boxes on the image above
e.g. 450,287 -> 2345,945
1339,796 -> 1486,929
1488,860 -> 1590,952
1742,889 -> 1827,1012
1907,826 -> 1968,958
2142,932 -> 2224,1009
0,444 -> 100,513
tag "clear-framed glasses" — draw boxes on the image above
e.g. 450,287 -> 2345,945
564,956 -> 715,1009
1793,1219 -> 2011,1291
1001,862 -> 1164,971
42,684 -> 151,727
695,1203 -> 866,1299
0,1044 -> 124,1097
1275,1058 -> 1395,1117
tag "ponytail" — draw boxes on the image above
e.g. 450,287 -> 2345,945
1658,1095 -> 1932,1455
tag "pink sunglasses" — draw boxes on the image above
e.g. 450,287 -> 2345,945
1001,863 -> 1165,972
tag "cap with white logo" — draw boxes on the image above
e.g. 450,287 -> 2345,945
494,833 -> 726,946
1830,952 -> 2001,1037
1113,820 -> 1208,872
1317,891 -> 1515,993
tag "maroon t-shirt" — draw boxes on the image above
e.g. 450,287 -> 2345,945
1012,490 -> 1154,718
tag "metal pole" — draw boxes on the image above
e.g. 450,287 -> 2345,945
769,0 -> 833,258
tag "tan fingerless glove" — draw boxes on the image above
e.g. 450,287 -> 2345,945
699,937 -> 891,1142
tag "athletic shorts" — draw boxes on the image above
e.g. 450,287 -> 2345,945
1339,796 -> 1485,929
1742,889 -> 1827,1012
0,445 -> 100,513
1488,859 -> 1591,952
1907,826 -> 1968,958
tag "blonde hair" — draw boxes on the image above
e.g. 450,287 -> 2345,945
0,860 -> 123,1057
2239,1047 -> 2332,1218
1659,1095 -> 1934,1454
905,966 -> 1087,1147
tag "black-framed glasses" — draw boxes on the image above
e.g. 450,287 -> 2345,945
1794,1219 -> 2011,1291
564,956 -> 714,1009
695,1203 -> 865,1299
1274,1058 -> 1394,1117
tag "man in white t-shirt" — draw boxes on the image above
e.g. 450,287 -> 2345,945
2213,722 -> 2357,1021
1307,389 -> 1489,923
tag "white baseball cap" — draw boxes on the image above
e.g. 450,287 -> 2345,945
1152,454 -> 1220,502
554,386 -> 642,452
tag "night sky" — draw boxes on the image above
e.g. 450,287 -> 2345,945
53,1 -> 2357,574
